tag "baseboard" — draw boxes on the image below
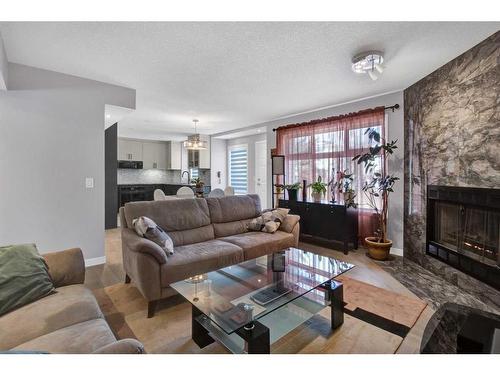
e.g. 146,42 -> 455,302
390,247 -> 403,256
85,256 -> 106,267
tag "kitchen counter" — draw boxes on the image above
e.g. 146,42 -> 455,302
118,183 -> 211,208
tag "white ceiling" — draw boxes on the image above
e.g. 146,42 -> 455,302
214,126 -> 267,140
1,22 -> 498,140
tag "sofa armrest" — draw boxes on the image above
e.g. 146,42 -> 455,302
43,248 -> 85,287
122,228 -> 168,264
92,339 -> 145,354
279,214 -> 300,233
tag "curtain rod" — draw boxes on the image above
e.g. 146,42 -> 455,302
272,103 -> 400,132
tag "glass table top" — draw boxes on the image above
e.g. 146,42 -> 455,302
171,247 -> 354,335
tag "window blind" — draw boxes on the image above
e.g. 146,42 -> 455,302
229,147 -> 248,195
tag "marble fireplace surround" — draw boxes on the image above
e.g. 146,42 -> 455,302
426,185 -> 500,290
403,31 -> 500,303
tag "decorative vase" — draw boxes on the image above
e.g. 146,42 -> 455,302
287,189 -> 298,201
311,191 -> 323,202
365,237 -> 393,261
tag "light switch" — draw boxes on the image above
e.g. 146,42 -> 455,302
85,177 -> 94,189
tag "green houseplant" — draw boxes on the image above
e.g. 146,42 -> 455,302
191,177 -> 205,194
332,169 -> 357,208
284,182 -> 301,201
308,176 -> 328,202
353,127 -> 399,260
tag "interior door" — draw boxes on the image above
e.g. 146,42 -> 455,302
255,140 -> 268,209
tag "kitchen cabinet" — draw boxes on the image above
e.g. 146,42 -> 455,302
199,136 -> 210,169
118,139 -> 143,161
118,138 -> 186,171
142,141 -> 167,169
166,141 -> 182,170
186,136 -> 210,169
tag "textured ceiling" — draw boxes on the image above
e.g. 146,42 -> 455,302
1,22 -> 498,139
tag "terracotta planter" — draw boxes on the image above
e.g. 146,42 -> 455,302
365,237 -> 393,261
311,191 -> 323,202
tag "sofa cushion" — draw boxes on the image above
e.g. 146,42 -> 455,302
161,240 -> 244,285
206,195 -> 261,223
0,243 -> 55,317
132,216 -> 174,255
219,231 -> 295,260
124,199 -> 211,232
167,225 -> 215,247
12,319 -> 116,354
0,284 -> 102,350
212,219 -> 253,238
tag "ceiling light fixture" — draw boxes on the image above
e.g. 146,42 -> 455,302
352,51 -> 384,81
183,119 -> 208,150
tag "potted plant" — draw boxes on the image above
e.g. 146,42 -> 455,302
353,127 -> 399,260
308,176 -> 328,202
274,183 -> 285,195
284,182 -> 301,201
332,169 -> 357,208
191,177 -> 205,194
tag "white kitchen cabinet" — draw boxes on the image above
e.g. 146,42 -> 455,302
184,136 -> 211,169
142,141 -> 167,169
199,135 -> 211,169
166,141 -> 182,170
118,139 -> 143,161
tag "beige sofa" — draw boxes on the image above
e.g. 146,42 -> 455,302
0,248 -> 144,354
120,194 -> 300,317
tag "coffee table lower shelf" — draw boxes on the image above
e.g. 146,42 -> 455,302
191,279 -> 344,354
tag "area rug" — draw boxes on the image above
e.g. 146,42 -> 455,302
93,276 -> 426,354
337,275 -> 428,336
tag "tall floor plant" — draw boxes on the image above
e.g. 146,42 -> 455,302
352,127 -> 399,259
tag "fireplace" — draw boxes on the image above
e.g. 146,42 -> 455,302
427,186 -> 500,290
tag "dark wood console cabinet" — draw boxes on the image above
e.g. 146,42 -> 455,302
279,199 -> 358,254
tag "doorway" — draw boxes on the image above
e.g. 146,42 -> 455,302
255,140 -> 268,209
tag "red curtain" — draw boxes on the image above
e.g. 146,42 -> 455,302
276,107 -> 385,240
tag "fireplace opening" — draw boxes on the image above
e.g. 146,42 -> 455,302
427,186 -> 500,290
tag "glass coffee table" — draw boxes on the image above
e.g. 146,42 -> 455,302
171,247 -> 354,354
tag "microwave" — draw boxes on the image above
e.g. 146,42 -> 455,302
118,160 -> 143,169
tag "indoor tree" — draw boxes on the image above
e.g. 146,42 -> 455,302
352,127 -> 399,259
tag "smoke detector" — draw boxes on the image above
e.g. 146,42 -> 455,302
352,51 -> 384,81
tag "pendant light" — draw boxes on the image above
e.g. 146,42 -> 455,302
183,119 -> 207,150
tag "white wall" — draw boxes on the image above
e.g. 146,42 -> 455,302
262,91 -> 405,251
0,63 -> 135,261
210,137 -> 228,190
227,133 -> 267,196
0,34 -> 7,90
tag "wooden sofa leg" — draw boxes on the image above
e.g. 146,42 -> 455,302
147,300 -> 158,318
125,274 -> 131,284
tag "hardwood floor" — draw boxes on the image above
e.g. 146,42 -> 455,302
85,228 -> 434,353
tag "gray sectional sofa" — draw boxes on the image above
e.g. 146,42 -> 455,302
119,194 -> 300,317
0,248 -> 144,354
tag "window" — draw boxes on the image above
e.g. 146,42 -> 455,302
276,110 -> 386,208
190,168 -> 199,180
228,145 -> 248,195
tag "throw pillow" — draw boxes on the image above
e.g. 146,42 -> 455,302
0,243 -> 55,316
132,216 -> 174,255
247,208 -> 290,234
